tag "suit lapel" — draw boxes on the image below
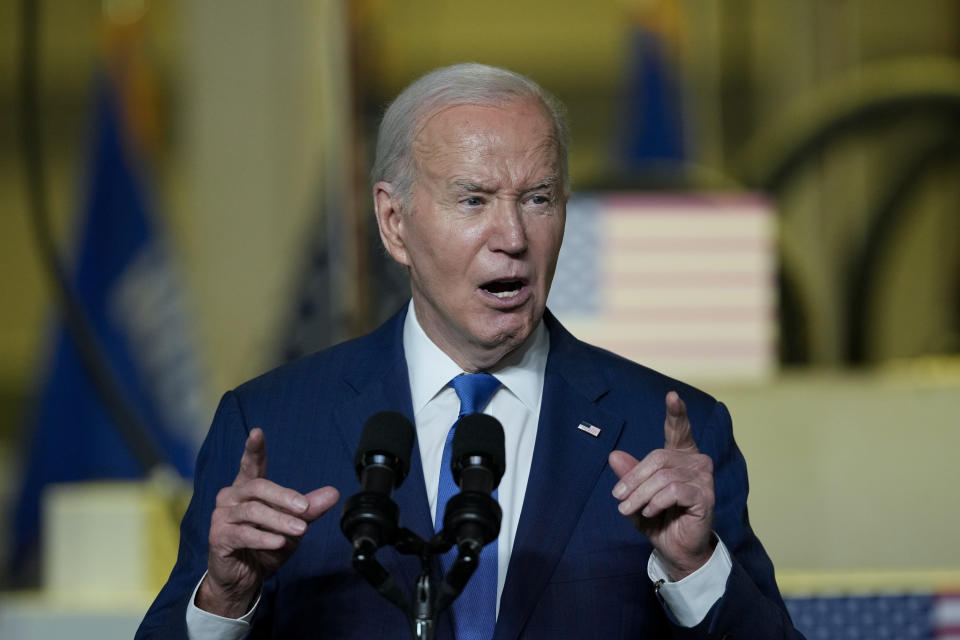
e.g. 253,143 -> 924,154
330,308 -> 437,605
495,314 -> 625,640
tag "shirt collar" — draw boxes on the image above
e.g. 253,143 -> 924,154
403,300 -> 549,414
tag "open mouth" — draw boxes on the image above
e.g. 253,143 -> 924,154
480,278 -> 526,299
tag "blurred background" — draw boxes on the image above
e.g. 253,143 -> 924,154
1,0 -> 959,637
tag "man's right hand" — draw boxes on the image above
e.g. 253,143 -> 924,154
196,427 -> 340,618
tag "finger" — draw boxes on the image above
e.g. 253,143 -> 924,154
217,522 -> 289,553
615,467 -> 688,516
610,448 -> 679,499
224,500 -> 308,537
229,477 -> 309,515
302,486 -> 340,522
608,450 -> 640,481
235,428 -> 268,484
664,391 -> 697,452
635,481 -> 708,519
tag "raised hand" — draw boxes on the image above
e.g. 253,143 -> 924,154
196,428 -> 340,617
609,391 -> 715,580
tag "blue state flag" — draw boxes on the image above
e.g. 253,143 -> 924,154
620,16 -> 688,168
10,75 -> 208,579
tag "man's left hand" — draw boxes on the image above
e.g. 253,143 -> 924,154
609,391 -> 716,580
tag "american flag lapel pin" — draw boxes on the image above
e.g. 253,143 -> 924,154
577,421 -> 602,437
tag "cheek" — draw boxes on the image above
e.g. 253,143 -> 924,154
531,220 -> 565,267
408,229 -> 473,289
402,216 -> 445,267
432,224 -> 486,273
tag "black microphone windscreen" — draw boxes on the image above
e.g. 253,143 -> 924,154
355,411 -> 415,480
452,413 -> 506,482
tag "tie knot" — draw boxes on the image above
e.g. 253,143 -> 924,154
449,373 -> 500,417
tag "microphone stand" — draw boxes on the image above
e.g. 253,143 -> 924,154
343,460 -> 502,640
351,527 -> 481,640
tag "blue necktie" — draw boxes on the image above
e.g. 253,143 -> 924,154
436,373 -> 501,640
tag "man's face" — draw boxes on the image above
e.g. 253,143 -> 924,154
376,98 -> 566,370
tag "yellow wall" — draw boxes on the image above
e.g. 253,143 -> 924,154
715,366 -> 960,589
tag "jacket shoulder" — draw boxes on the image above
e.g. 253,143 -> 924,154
587,340 -> 717,408
545,310 -> 718,412
231,308 -> 406,404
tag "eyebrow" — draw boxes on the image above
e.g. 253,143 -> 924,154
524,176 -> 560,192
451,176 -> 560,194
451,179 -> 496,193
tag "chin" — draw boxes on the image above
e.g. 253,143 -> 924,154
480,309 -> 539,349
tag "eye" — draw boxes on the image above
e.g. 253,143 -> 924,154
462,196 -> 485,207
527,194 -> 551,206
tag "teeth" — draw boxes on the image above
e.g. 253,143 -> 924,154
492,289 -> 520,299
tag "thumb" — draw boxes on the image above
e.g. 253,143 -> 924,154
664,391 -> 697,452
302,486 -> 340,522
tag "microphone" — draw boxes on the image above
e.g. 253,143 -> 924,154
452,413 -> 505,494
442,414 -> 505,550
340,411 -> 415,552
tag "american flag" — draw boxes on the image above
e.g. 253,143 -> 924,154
933,594 -> 960,639
549,193 -> 777,382
784,592 -> 960,639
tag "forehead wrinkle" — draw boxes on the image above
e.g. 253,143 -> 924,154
413,103 -> 508,161
504,141 -> 562,191
410,101 -> 562,195
445,153 -> 560,198
412,125 -> 494,185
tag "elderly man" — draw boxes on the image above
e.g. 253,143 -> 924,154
137,64 -> 802,639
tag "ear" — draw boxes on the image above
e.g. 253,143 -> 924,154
373,181 -> 410,267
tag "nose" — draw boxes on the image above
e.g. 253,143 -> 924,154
487,198 -> 528,255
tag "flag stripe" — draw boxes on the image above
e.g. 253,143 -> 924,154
549,193 -> 776,382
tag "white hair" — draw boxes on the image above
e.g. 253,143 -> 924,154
371,63 -> 569,208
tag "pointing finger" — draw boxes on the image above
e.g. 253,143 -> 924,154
664,391 -> 696,452
235,428 -> 268,485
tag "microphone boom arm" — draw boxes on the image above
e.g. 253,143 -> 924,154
351,537 -> 408,612
350,524 -> 490,640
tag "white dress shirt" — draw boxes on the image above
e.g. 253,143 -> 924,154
185,301 -> 730,637
403,300 -> 545,613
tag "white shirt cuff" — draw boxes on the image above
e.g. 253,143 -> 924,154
185,571 -> 260,640
646,536 -> 732,627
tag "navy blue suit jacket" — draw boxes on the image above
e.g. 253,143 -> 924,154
137,307 -> 803,639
